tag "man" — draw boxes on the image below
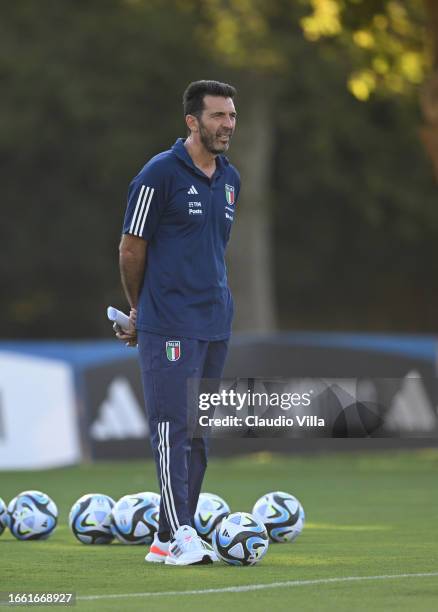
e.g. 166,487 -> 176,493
116,80 -> 240,565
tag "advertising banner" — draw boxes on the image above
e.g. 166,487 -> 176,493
0,352 -> 80,469
82,358 -> 149,460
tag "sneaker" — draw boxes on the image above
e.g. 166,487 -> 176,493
145,533 -> 169,563
165,525 -> 217,566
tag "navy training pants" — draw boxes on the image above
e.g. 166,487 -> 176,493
137,331 -> 228,539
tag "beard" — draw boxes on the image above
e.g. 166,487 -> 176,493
198,120 -> 233,155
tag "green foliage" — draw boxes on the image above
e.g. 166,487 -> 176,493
274,37 -> 438,330
1,0 -> 437,335
178,0 -> 298,72
0,0 -> 211,336
300,0 -> 430,100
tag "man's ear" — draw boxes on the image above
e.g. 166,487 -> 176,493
186,114 -> 199,133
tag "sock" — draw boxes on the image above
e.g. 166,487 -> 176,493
157,530 -> 170,543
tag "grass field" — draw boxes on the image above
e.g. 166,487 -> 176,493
1,450 -> 438,611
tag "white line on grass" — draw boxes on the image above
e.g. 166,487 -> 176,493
78,571 -> 438,601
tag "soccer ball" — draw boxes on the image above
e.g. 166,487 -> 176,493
146,492 -> 161,508
212,511 -> 269,566
252,491 -> 305,543
69,493 -> 115,544
110,492 -> 159,544
194,492 -> 230,542
8,490 -> 58,540
0,497 -> 8,535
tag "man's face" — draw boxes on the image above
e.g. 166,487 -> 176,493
196,95 -> 237,154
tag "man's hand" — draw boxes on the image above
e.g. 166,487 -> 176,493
114,308 -> 138,347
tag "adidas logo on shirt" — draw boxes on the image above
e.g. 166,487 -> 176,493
187,185 -> 198,195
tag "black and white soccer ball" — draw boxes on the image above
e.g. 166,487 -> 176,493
194,492 -> 230,542
110,492 -> 159,545
8,490 -> 58,540
69,493 -> 115,544
212,511 -> 269,566
252,491 -> 305,543
0,497 -> 9,536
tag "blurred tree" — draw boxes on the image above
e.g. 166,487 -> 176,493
268,0 -> 438,332
273,41 -> 438,331
0,0 -> 211,337
176,0 -> 298,332
420,1 -> 438,178
2,0 -> 438,337
300,0 -> 429,100
171,0 -> 437,332
300,0 -> 438,177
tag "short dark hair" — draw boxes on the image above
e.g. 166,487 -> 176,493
183,80 -> 236,117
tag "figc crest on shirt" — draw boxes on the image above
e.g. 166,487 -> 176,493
225,184 -> 235,206
166,340 -> 181,361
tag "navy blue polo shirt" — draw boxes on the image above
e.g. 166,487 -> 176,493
122,138 -> 240,340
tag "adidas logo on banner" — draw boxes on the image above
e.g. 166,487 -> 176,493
187,185 -> 198,195
90,377 -> 149,441
385,370 -> 436,432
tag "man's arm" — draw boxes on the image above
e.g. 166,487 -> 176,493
119,233 -> 148,309
116,234 -> 147,345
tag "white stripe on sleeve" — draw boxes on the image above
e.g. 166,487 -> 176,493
138,187 -> 155,237
129,185 -> 146,234
133,186 -> 150,236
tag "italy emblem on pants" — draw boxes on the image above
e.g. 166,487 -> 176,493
166,340 -> 181,361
